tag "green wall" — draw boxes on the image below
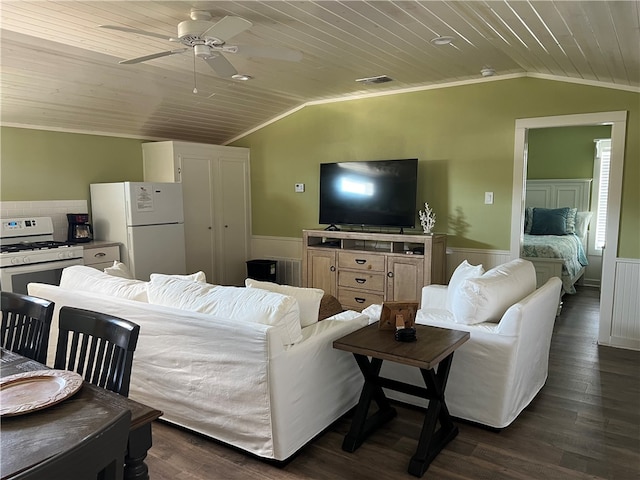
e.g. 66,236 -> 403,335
233,77 -> 639,257
1,77 -> 638,258
527,125 -> 612,179
0,128 -> 144,201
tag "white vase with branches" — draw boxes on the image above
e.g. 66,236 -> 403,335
418,203 -> 436,234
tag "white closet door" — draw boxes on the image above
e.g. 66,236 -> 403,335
181,154 -> 215,282
216,156 -> 250,286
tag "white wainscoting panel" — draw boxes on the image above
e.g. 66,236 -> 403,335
250,235 -> 302,260
608,259 -> 640,350
445,248 -> 511,280
250,235 -> 303,286
0,200 -> 88,242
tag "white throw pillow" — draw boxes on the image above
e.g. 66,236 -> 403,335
147,276 -> 302,345
150,271 -> 207,283
245,279 -> 324,328
451,259 -> 536,325
446,260 -> 485,312
60,265 -> 148,302
104,261 -> 133,279
575,211 -> 593,240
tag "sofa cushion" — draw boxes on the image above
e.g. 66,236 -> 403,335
60,265 -> 148,302
150,271 -> 207,283
148,275 -> 302,345
446,260 -> 485,311
451,259 -> 536,325
245,279 -> 324,328
104,261 -> 134,279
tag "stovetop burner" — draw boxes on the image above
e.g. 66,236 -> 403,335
0,241 -> 73,254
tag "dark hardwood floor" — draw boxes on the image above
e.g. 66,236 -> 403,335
145,287 -> 640,479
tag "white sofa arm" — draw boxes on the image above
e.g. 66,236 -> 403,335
421,284 -> 448,309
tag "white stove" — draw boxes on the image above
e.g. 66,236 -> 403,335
0,217 -> 83,293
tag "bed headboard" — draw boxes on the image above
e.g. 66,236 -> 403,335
525,178 -> 592,211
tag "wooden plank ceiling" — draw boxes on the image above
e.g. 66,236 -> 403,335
1,1 -> 638,145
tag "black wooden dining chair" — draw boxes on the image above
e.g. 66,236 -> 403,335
54,306 -> 140,397
1,291 -> 54,364
14,409 -> 131,480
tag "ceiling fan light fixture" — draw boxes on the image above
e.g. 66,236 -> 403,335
194,44 -> 210,58
232,74 -> 252,81
430,36 -> 455,46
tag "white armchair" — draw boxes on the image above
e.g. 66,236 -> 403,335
369,259 -> 562,429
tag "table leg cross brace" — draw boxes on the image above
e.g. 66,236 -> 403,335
342,352 -> 459,478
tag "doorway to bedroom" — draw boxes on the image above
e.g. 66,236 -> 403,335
509,111 -> 628,347
525,124 -> 611,288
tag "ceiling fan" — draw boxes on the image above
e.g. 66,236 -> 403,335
99,9 -> 303,78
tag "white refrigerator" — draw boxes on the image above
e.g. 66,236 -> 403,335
90,182 -> 187,280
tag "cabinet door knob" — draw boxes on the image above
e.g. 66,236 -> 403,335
208,226 -> 212,230
330,266 -> 336,272
387,271 -> 394,278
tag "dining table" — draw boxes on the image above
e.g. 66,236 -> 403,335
0,348 -> 162,480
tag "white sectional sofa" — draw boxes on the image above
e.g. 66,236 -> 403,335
28,266 -> 368,461
364,258 -> 562,429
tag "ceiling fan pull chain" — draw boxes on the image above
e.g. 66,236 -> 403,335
192,49 -> 198,94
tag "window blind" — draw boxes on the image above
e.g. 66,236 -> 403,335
593,139 -> 611,252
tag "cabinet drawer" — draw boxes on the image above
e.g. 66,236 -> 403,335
338,251 -> 385,272
338,288 -> 384,311
338,271 -> 385,292
83,246 -> 120,266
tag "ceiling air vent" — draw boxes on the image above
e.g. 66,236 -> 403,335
355,75 -> 393,85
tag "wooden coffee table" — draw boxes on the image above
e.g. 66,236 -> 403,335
334,323 -> 469,477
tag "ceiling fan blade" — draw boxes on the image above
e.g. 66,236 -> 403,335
119,49 -> 189,64
203,54 -> 238,77
201,16 -> 252,42
232,45 -> 303,62
99,25 -> 174,41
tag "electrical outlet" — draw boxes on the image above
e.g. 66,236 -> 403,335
484,192 -> 494,204
295,183 -> 305,193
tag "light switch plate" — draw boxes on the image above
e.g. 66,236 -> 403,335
484,192 -> 494,204
295,183 -> 305,193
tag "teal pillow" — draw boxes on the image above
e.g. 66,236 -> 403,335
524,207 -> 534,234
530,207 -> 570,235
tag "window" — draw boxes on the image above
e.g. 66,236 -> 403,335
589,139 -> 611,255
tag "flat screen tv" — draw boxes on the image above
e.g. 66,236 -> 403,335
319,158 -> 418,229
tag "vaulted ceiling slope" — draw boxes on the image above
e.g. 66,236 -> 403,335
1,1 -> 638,145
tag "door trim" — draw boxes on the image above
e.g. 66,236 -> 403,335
510,111 -> 628,346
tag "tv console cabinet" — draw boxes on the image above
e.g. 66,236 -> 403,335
302,229 -> 446,311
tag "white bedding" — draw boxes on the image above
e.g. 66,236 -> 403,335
521,233 -> 588,293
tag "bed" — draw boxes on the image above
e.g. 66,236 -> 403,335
521,179 -> 593,294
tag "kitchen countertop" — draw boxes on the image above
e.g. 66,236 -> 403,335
77,240 -> 121,249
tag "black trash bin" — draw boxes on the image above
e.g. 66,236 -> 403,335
246,259 -> 277,283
